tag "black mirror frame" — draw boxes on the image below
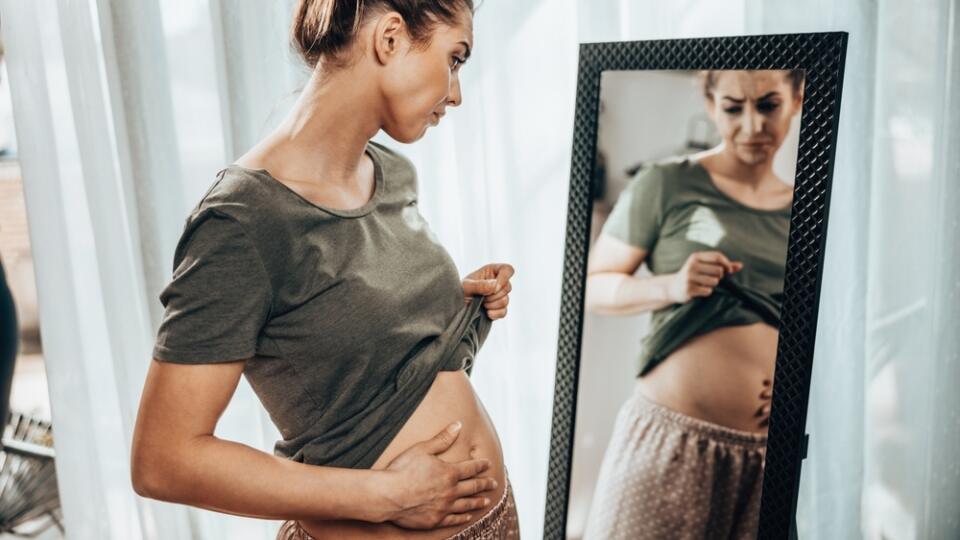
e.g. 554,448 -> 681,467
543,32 -> 848,540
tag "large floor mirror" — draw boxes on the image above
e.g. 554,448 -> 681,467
544,34 -> 848,540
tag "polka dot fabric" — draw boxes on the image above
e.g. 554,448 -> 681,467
582,388 -> 768,540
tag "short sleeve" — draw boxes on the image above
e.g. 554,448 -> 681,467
600,165 -> 667,250
152,210 -> 273,364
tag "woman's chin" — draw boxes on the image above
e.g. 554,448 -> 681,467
735,149 -> 774,166
384,127 -> 423,144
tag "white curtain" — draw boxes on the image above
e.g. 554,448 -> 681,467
1,0 -> 575,538
2,0 -> 958,539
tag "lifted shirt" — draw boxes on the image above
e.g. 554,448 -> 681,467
152,140 -> 493,468
600,157 -> 791,377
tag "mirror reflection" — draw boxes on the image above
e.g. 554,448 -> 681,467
568,69 -> 804,540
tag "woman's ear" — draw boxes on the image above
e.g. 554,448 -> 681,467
372,11 -> 407,65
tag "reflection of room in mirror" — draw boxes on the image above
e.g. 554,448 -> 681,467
570,69 -> 803,540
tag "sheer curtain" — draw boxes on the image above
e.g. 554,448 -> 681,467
573,1 -> 960,539
1,0 -> 575,538
2,0 -> 958,539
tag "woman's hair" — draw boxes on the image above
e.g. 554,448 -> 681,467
700,69 -> 805,99
291,0 -> 475,71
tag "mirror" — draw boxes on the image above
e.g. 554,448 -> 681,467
568,68 -> 803,539
543,33 -> 848,540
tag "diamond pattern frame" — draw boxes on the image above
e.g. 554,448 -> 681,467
543,32 -> 848,540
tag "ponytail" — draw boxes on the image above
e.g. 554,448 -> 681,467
290,0 -> 475,71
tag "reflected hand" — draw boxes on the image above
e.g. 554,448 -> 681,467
382,421 -> 498,529
668,250 -> 744,303
462,263 -> 515,320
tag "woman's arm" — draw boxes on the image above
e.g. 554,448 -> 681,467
585,234 -> 742,316
131,358 -> 494,527
585,234 -> 675,316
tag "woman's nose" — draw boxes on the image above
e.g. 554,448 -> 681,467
448,78 -> 463,107
741,105 -> 763,135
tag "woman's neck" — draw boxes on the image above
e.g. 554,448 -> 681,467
698,145 -> 779,190
259,64 -> 384,189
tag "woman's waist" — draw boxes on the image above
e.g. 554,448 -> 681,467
299,370 -> 505,540
638,322 -> 778,432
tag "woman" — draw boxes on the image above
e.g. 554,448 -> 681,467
130,1 -> 519,539
581,69 -> 803,539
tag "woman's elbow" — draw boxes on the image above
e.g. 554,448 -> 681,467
130,440 -> 176,500
584,273 -> 611,313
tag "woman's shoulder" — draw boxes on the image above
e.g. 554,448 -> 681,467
639,155 -> 702,181
367,139 -> 419,196
179,167 -> 299,255
189,166 -> 294,223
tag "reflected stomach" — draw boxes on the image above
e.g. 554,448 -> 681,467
635,322 -> 777,433
298,370 -> 506,540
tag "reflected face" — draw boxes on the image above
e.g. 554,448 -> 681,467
381,11 -> 474,143
705,71 -> 802,166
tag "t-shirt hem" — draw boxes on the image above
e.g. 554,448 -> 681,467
152,343 -> 255,364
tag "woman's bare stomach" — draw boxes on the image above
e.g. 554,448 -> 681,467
298,369 -> 506,539
635,322 -> 778,433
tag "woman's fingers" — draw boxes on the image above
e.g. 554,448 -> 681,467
454,476 -> 499,498
450,496 -> 491,514
485,281 -> 512,300
493,264 -> 515,290
453,458 -> 491,480
694,251 -> 744,274
486,307 -> 507,320
421,421 -> 463,455
690,274 -> 720,287
693,263 -> 725,278
463,278 -> 499,297
438,513 -> 474,528
484,295 -> 509,310
691,286 -> 714,298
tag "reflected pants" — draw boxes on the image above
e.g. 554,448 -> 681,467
582,387 -> 768,540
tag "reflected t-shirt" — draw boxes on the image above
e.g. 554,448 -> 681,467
151,140 -> 493,469
600,158 -> 791,377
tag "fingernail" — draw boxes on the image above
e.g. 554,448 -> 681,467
448,421 -> 462,433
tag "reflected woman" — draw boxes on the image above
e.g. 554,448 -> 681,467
130,1 -> 520,539
582,69 -> 804,539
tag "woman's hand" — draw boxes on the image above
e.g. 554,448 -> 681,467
462,263 -> 514,320
667,251 -> 743,304
382,421 -> 498,529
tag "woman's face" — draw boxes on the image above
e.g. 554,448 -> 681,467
378,11 -> 474,143
704,70 -> 803,167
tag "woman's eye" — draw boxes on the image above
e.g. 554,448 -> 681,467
723,107 -> 742,114
451,56 -> 465,69
757,102 -> 781,113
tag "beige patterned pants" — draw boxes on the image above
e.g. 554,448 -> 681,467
582,387 -> 768,540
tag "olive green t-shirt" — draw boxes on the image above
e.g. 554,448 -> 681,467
152,140 -> 493,469
600,158 -> 791,377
